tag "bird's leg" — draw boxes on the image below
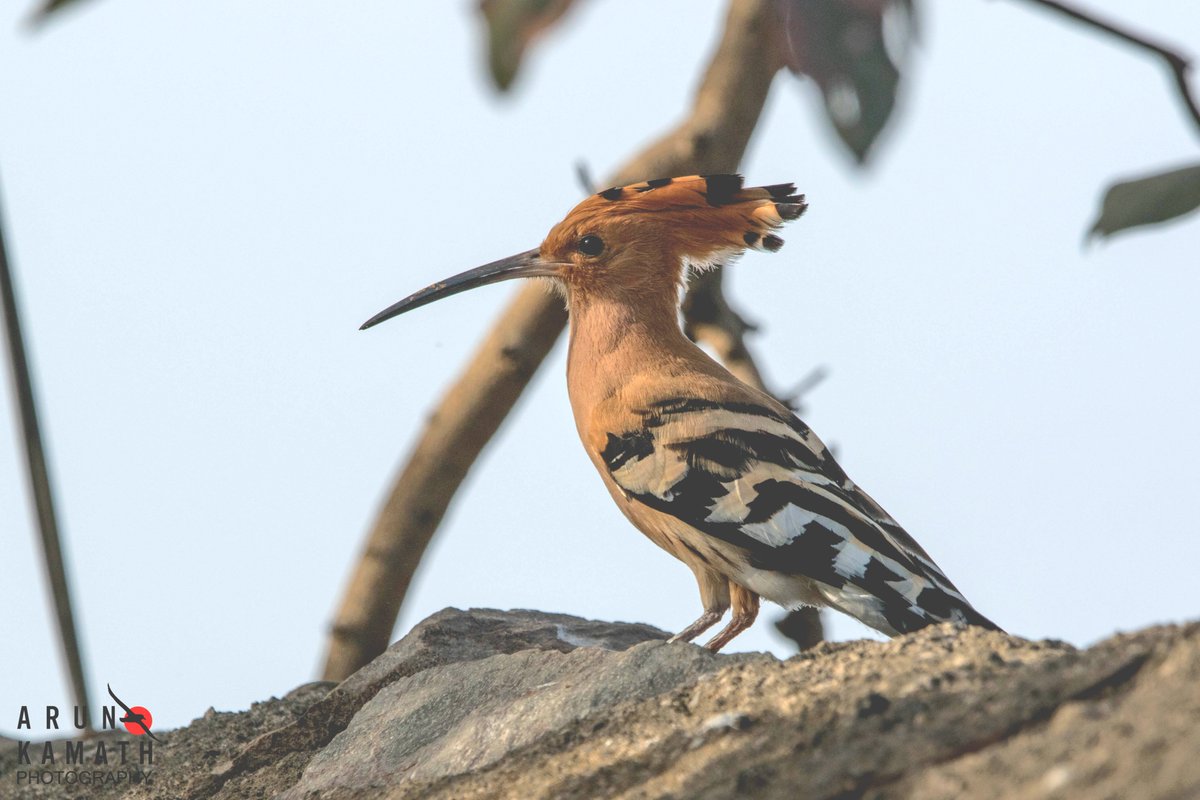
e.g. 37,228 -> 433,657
669,569 -> 730,643
669,609 -> 726,644
704,583 -> 760,652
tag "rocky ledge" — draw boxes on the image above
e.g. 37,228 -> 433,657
3,609 -> 1197,799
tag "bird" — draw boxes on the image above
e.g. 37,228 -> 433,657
362,174 -> 999,651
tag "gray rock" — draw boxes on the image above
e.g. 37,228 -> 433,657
4,609 -> 1194,800
284,639 -> 760,797
214,607 -> 667,788
891,625 -> 1200,800
362,621 -> 1200,800
0,680 -> 334,800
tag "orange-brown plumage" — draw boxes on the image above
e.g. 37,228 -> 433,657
539,175 -> 805,304
363,174 -> 998,651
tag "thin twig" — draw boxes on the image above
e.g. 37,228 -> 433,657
322,0 -> 800,681
0,177 -> 92,727
1013,0 -> 1200,135
574,161 -> 595,195
782,364 -> 829,416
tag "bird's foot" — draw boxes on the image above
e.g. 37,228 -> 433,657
668,609 -> 725,644
702,613 -> 756,652
703,587 -> 760,652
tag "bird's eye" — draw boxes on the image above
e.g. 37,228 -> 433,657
577,234 -> 605,257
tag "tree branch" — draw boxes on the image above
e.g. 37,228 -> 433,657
322,0 -> 794,681
1012,0 -> 1200,135
683,269 -> 767,389
0,176 -> 92,727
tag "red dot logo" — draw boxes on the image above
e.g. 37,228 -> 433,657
122,706 -> 153,735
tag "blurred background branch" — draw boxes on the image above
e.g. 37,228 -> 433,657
0,178 -> 91,728
1015,0 -> 1200,135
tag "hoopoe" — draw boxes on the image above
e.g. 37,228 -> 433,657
363,175 -> 999,651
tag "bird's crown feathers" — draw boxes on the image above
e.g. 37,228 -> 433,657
541,174 -> 807,278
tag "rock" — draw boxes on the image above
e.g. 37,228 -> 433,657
384,623 -> 1192,800
2,609 -> 1195,800
208,608 -> 672,799
890,626 -> 1200,800
0,680 -> 334,800
283,638 -> 763,798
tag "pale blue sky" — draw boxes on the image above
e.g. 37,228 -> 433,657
2,0 -> 1197,733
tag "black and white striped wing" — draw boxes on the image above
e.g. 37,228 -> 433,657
600,398 -> 997,636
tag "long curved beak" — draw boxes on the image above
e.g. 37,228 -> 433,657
360,248 -> 556,330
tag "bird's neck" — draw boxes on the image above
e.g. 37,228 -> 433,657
565,291 -> 712,420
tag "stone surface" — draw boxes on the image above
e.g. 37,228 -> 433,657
0,680 -> 333,800
375,624 -> 1193,800
210,608 -> 669,793
2,609 -> 1196,800
284,639 -> 760,798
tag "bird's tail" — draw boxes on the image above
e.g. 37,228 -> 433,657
818,582 -> 1003,638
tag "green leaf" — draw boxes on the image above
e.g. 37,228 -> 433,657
479,0 -> 578,93
1089,163 -> 1200,240
775,0 -> 916,164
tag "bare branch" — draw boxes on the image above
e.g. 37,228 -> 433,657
0,177 -> 92,726
322,0 -> 791,681
781,364 -> 829,415
683,269 -> 766,389
574,160 -> 595,195
1013,0 -> 1200,135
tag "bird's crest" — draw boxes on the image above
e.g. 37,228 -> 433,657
543,174 -> 807,278
587,175 -> 806,243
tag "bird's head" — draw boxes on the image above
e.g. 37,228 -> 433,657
361,174 -> 806,329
